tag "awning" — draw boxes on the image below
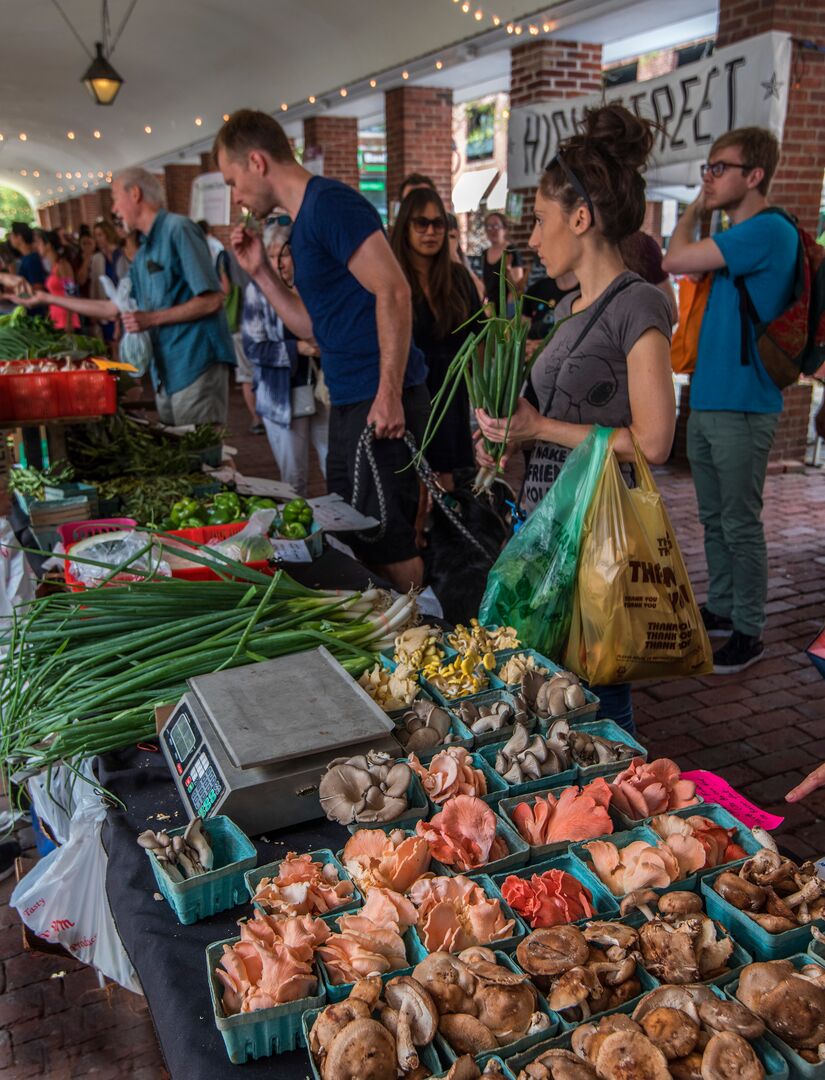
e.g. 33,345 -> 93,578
451,167 -> 499,214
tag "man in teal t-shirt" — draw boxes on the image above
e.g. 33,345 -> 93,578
663,127 -> 798,675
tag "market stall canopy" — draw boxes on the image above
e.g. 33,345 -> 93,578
1,0 -> 717,207
452,167 -> 500,214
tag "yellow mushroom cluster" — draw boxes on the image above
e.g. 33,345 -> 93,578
447,619 -> 520,656
392,626 -> 445,672
423,650 -> 496,699
359,662 -> 421,712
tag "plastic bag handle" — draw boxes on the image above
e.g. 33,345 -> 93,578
628,431 -> 657,492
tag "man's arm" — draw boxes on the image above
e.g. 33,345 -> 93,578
122,291 -> 223,332
13,290 -> 118,319
230,226 -> 314,339
661,195 -> 726,275
347,231 -> 412,439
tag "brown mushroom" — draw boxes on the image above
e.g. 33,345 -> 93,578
696,997 -> 765,1039
438,1013 -> 498,1055
658,892 -> 703,917
669,1052 -> 705,1080
700,1031 -> 765,1080
475,981 -> 537,1042
458,946 -> 499,969
632,985 -> 709,1026
639,1006 -> 699,1059
412,952 -> 476,1015
620,889 -> 660,921
310,999 -> 372,1059
384,975 -> 439,1071
525,1049 -> 599,1079
736,960 -> 795,1014
322,1017 -> 397,1080
582,922 -> 639,952
517,926 -> 589,981
548,967 -> 602,1020
714,872 -> 765,912
594,1030 -> 670,1080
639,921 -> 701,985
443,1056 -> 481,1080
759,972 -> 825,1049
747,913 -> 798,933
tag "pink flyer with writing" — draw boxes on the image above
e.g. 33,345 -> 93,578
682,770 -> 784,830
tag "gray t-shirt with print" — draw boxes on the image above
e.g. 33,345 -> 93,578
520,271 -> 673,516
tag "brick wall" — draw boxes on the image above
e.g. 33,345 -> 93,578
716,0 -> 825,234
508,41 -> 603,259
163,164 -> 200,216
303,116 -> 359,188
385,86 -> 454,209
674,379 -> 814,464
79,191 -> 105,226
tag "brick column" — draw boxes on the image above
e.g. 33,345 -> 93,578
163,164 -> 201,216
717,0 -> 825,235
508,40 -> 603,256
65,199 -> 82,234
385,86 -> 453,208
200,151 -> 216,173
80,191 -> 105,226
302,116 -> 360,188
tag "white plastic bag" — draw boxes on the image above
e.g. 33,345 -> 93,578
100,275 -> 153,377
27,759 -> 96,847
0,517 -> 35,631
11,772 -> 142,994
210,508 -> 277,562
68,530 -> 171,586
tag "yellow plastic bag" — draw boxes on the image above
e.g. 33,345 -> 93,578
564,437 -> 712,684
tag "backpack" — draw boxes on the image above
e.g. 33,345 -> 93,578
736,207 -> 825,389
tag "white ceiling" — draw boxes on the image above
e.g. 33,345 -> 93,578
0,0 -> 717,208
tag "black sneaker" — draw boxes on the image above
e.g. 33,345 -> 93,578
700,605 -> 734,638
713,631 -> 765,674
0,839 -> 21,882
249,422 -> 265,435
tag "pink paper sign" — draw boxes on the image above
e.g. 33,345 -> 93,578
682,770 -> 784,830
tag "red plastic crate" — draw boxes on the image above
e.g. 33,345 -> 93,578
63,519 -> 273,590
0,362 -> 117,422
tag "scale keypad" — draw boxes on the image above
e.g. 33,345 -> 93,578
183,749 -> 224,816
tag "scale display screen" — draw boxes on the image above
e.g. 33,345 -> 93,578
170,713 -> 196,762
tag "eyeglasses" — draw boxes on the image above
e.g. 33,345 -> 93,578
266,213 -> 292,227
700,160 -> 754,179
411,216 -> 446,234
548,152 -> 595,225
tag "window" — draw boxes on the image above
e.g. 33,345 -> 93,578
466,105 -> 495,162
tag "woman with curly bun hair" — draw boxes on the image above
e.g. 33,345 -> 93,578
476,103 -> 677,733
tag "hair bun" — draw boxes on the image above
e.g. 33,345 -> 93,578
581,104 -> 654,172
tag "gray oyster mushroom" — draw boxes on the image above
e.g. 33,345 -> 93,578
495,725 -> 571,784
137,816 -> 213,882
520,670 -> 587,720
396,700 -> 455,751
319,750 -> 412,825
458,697 -> 529,736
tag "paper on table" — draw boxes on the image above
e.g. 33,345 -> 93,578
232,474 -> 300,500
271,540 -> 312,563
308,493 -> 379,532
682,770 -> 784,830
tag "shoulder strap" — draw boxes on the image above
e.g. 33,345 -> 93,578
540,276 -> 637,416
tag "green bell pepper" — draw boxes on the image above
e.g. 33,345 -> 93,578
279,521 -> 308,540
282,498 -> 313,527
170,498 -> 199,526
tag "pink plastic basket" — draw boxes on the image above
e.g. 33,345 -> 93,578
57,517 -> 137,547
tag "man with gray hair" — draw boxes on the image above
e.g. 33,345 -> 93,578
22,167 -> 235,424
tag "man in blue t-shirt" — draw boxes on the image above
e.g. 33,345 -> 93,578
663,127 -> 798,675
215,110 -> 429,592
8,222 -> 48,316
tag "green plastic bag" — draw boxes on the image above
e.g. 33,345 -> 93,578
479,425 -> 613,660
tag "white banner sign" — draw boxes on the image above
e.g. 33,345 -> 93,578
189,172 -> 231,225
508,31 -> 792,189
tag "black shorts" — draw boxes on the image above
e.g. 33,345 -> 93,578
326,384 -> 430,566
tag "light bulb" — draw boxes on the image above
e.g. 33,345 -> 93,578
435,60 -> 443,70
195,117 -> 203,126
308,95 -> 316,104
144,125 -> 152,134
402,70 -> 409,80
474,9 -> 483,20
369,79 -> 377,88
280,103 -> 288,111
94,129 -> 102,138
19,133 -> 27,141
67,131 -> 76,140
340,88 -> 347,97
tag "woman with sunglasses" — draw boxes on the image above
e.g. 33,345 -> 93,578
481,211 -> 525,313
475,103 -> 677,734
391,188 -> 481,487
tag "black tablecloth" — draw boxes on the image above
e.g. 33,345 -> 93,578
98,549 -> 387,1079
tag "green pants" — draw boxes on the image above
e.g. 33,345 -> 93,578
687,409 -> 779,637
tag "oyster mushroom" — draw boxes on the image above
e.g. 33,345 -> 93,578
495,726 -> 571,784
594,1030 -> 670,1080
397,701 -> 453,751
438,1013 -> 498,1055
700,1032 -> 765,1080
319,756 -> 412,825
639,1006 -> 700,1059
322,1017 -> 396,1080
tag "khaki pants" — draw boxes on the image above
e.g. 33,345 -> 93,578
156,364 -> 229,426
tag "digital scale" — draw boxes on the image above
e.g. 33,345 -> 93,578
159,647 -> 402,836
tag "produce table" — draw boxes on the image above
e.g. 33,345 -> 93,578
97,549 -> 377,1080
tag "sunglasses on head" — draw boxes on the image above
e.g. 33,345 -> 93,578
549,152 -> 595,225
411,215 -> 446,234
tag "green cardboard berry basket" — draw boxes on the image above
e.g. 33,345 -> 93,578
206,939 -> 325,1064
449,688 -> 537,748
145,815 -> 257,925
244,848 -> 363,921
568,824 -> 701,901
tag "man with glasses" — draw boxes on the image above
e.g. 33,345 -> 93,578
215,110 -> 428,591
662,127 -> 799,674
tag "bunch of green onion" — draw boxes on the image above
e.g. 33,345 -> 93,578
0,541 -> 417,792
416,257 -> 534,492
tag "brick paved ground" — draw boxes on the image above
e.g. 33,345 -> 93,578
2,383 -> 823,1076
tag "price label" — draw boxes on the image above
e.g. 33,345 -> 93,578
682,769 -> 784,830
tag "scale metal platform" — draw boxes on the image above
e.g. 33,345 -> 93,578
159,647 -> 401,835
